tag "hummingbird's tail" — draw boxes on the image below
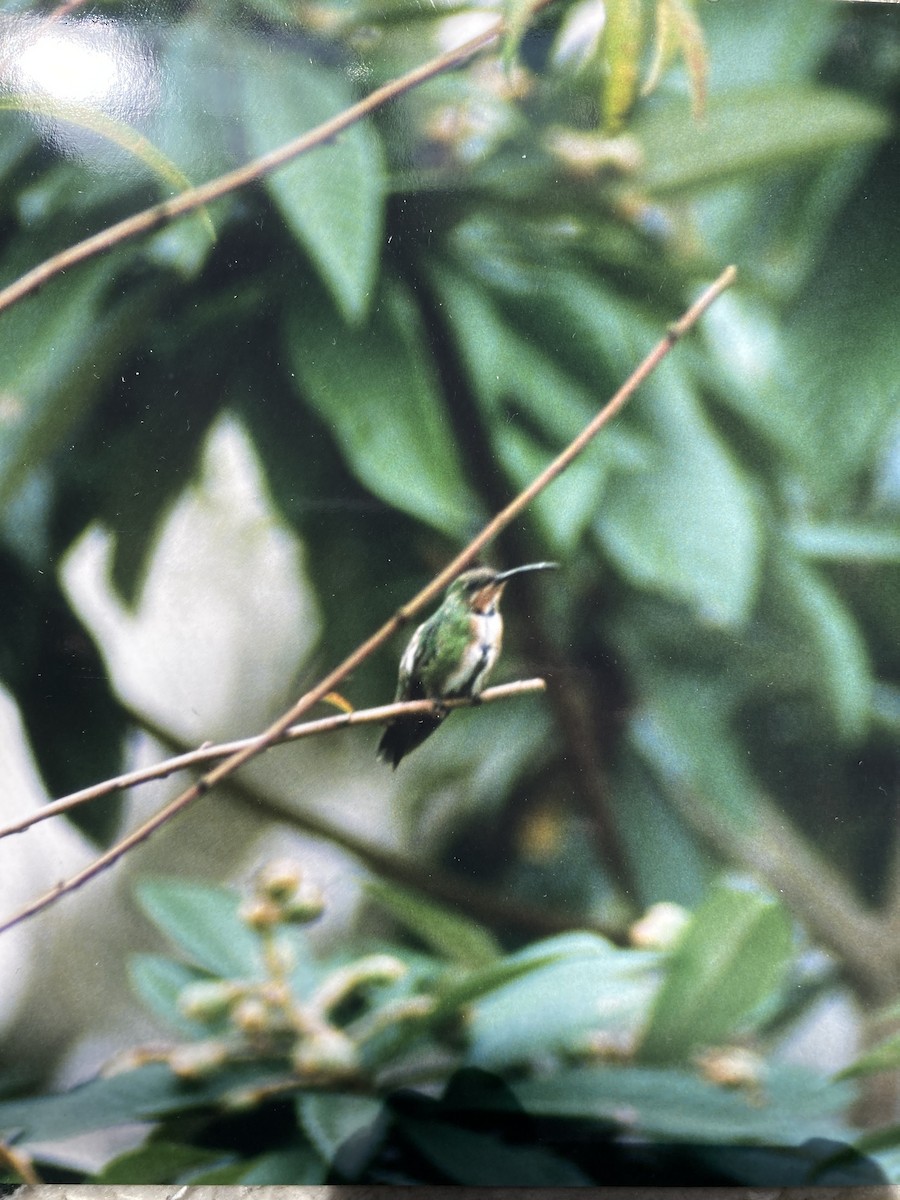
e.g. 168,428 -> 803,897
377,712 -> 446,769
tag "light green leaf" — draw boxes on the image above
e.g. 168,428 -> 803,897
513,1062 -> 853,1144
840,1034 -> 900,1081
151,23 -> 239,181
772,548 -> 871,741
134,878 -> 264,979
637,879 -> 793,1064
468,934 -> 659,1068
236,41 -> 384,321
285,275 -> 478,537
597,372 -> 762,626
789,522 -> 900,565
367,879 -> 501,967
601,0 -> 644,132
128,954 -> 211,1036
642,0 -> 708,119
635,87 -> 889,194
0,1063 -> 287,1143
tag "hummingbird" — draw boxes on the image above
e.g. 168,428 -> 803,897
377,562 -> 557,768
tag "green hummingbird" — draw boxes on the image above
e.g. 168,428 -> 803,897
377,562 -> 558,768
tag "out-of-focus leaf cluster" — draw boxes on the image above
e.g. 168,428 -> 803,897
0,872 -> 875,1185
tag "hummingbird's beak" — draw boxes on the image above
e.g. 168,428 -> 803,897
493,562 -> 559,583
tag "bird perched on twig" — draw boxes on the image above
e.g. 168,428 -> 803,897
377,562 -> 557,768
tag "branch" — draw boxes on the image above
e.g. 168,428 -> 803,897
0,265 -> 737,936
0,17 -> 510,316
0,679 -> 545,842
134,710 -> 627,943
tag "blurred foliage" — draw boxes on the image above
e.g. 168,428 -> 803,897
0,869 -> 881,1185
0,0 -> 899,1183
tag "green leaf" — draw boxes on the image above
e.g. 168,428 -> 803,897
513,1062 -> 853,1144
299,1092 -> 383,1163
285,275 -> 478,537
96,1142 -> 234,1184
134,878 -> 264,979
637,879 -> 792,1064
634,87 -> 889,194
0,1062 -> 288,1144
366,879 -> 500,967
641,0 -> 708,120
789,522 -> 900,565
0,115 -> 34,182
701,0 -> 838,91
151,22 -> 239,181
398,1117 -> 591,1185
627,672 -> 762,826
236,40 -> 384,321
772,547 -> 871,741
237,1147 -> 328,1184
839,1033 -> 900,1081
601,0 -> 644,132
0,255 -> 148,507
128,954 -> 213,1036
781,160 -> 900,497
0,97 -> 214,245
433,949 -> 565,1014
467,935 -> 659,1068
597,371 -> 762,626
433,265 -> 646,552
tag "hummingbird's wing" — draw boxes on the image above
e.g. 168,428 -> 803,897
379,617 -> 444,767
394,620 -> 427,700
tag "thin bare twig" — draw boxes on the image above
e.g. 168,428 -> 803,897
0,679 -> 545,842
0,265 -> 737,937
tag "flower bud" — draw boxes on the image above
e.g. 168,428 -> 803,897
168,1040 -> 228,1079
239,896 -> 283,931
256,858 -> 304,903
696,1046 -> 764,1090
232,996 -> 271,1036
281,881 -> 326,924
178,980 -> 241,1023
291,1027 -> 359,1080
629,902 -> 689,950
